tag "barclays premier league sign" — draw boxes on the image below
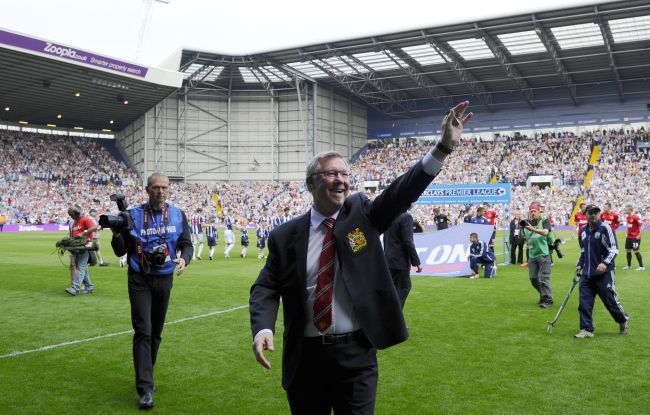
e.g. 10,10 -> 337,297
417,183 -> 511,205
412,224 -> 494,277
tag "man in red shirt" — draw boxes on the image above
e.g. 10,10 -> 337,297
623,205 -> 645,271
65,205 -> 98,296
483,202 -> 498,251
600,203 -> 620,232
573,202 -> 588,248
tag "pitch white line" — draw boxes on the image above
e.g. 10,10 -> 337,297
0,304 -> 248,359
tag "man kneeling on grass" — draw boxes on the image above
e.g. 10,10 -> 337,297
467,232 -> 496,279
575,204 -> 629,339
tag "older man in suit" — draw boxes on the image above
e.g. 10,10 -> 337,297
249,101 -> 473,415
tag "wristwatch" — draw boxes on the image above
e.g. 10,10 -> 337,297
435,142 -> 453,155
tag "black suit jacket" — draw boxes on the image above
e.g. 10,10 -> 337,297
249,160 -> 437,389
384,212 -> 421,271
509,219 -> 523,245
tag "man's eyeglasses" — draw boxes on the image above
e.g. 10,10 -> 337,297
314,170 -> 350,179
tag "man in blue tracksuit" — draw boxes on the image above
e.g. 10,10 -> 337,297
575,204 -> 628,338
467,232 -> 496,279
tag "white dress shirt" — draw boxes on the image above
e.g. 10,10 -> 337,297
303,208 -> 359,336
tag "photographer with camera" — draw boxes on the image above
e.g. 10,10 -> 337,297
520,204 -> 554,308
540,204 -> 564,265
107,173 -> 193,409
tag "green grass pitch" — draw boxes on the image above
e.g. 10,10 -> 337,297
1,230 -> 649,414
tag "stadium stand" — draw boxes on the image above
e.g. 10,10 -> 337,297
1,128 -> 648,230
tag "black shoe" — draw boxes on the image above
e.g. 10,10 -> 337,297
539,302 -> 554,309
138,392 -> 154,409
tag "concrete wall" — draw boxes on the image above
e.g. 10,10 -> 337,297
116,85 -> 367,183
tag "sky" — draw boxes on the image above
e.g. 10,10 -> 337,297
0,0 -> 610,69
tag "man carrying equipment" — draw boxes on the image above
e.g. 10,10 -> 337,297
575,204 -> 628,338
521,204 -> 553,308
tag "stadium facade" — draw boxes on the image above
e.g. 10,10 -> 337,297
1,0 -> 649,184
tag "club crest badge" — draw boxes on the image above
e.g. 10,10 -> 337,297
347,228 -> 367,253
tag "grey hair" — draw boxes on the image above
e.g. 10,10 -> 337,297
305,151 -> 349,177
146,172 -> 169,188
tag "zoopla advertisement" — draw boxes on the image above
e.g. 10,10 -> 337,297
0,29 -> 149,77
413,223 -> 494,277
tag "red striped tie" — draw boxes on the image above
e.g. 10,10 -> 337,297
313,218 -> 336,333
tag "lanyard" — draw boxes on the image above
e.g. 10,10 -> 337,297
143,203 -> 169,243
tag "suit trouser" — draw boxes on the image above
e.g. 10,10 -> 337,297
528,255 -> 553,304
287,331 -> 378,415
510,241 -> 524,264
578,270 -> 628,332
127,269 -> 173,395
389,268 -> 412,309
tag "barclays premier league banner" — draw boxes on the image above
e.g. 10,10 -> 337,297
417,183 -> 511,205
413,223 -> 494,277
0,29 -> 149,78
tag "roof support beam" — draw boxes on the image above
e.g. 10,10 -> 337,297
340,51 -> 416,115
532,14 -> 578,105
381,43 -> 454,109
247,57 -> 297,92
425,33 -> 494,111
302,51 -> 409,118
179,52 -> 201,72
474,23 -> 535,109
595,6 -> 624,102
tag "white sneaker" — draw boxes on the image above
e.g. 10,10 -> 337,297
492,265 -> 497,277
635,267 -> 646,271
469,275 -> 479,279
620,320 -> 629,335
623,266 -> 631,270
574,329 -> 594,339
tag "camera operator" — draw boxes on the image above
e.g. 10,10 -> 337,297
520,204 -> 554,308
109,173 -> 193,409
65,205 -> 97,296
540,204 -> 563,265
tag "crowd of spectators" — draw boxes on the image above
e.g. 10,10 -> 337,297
0,128 -> 648,230
585,129 -> 650,215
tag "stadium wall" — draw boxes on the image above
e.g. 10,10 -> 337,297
368,96 -> 650,139
115,86 -> 367,184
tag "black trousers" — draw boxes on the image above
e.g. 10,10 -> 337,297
510,241 -> 524,264
389,268 -> 412,309
578,270 -> 628,332
127,269 -> 173,395
287,332 -> 378,415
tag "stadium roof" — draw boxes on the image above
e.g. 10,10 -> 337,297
179,0 -> 650,118
0,28 -> 182,131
